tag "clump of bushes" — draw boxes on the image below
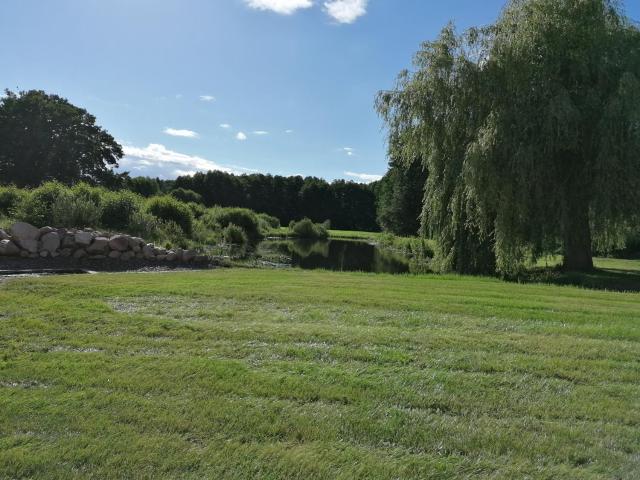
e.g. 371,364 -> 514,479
170,188 -> 204,205
206,207 -> 264,240
145,196 -> 194,235
0,185 -> 27,216
257,213 -> 281,230
223,223 -> 248,245
289,218 -> 329,239
101,190 -> 142,230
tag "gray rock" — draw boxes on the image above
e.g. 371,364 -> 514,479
121,251 -> 134,261
0,239 -> 20,256
75,231 -> 93,247
40,232 -> 61,253
28,253 -> 39,259
20,250 -> 29,258
18,239 -> 39,253
11,222 -> 40,242
128,237 -> 144,250
194,255 -> 209,263
61,234 -> 76,248
166,251 -> 177,261
39,226 -> 56,237
135,252 -> 145,259
108,250 -> 122,259
90,255 -> 106,260
143,244 -> 156,259
40,250 -> 49,258
154,247 -> 168,256
109,235 -> 130,252
87,237 -> 109,253
0,229 -> 10,240
50,251 -> 60,258
73,249 -> 87,259
156,254 -> 167,261
182,250 -> 196,262
59,248 -> 72,258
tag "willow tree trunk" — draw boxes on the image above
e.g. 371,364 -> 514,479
562,198 -> 594,272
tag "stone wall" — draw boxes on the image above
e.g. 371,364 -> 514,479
0,222 -> 208,263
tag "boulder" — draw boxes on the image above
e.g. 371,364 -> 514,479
108,250 -> 122,259
128,237 -> 144,250
11,222 -> 40,242
135,252 -> 145,260
143,244 -> 155,259
166,251 -> 177,262
18,239 -> 39,253
40,232 -> 61,253
90,254 -> 106,260
154,247 -> 168,256
40,251 -> 49,258
73,249 -> 87,259
60,248 -> 72,258
194,255 -> 209,263
20,250 -> 29,258
75,231 -> 93,247
61,234 -> 76,248
0,239 -> 20,256
121,251 -> 134,261
87,237 -> 109,253
0,229 -> 10,240
109,235 -> 130,252
39,226 -> 56,237
182,250 -> 196,262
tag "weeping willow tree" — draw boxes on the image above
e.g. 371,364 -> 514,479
377,0 -> 640,274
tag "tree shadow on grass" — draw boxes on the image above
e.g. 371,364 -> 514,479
517,266 -> 640,293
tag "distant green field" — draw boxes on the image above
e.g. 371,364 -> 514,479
1,268 -> 639,478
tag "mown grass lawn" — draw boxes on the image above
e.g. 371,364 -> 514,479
1,268 -> 639,479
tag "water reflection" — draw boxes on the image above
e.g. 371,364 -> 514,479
259,239 -> 410,274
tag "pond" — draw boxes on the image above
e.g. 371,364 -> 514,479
257,238 -> 410,274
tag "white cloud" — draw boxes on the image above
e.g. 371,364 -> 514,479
324,0 -> 367,23
344,171 -> 382,183
246,0 -> 313,15
220,123 -> 232,129
252,130 -> 269,135
200,95 -> 216,102
164,128 -> 199,138
342,147 -> 355,156
122,144 -> 238,174
285,129 -> 294,134
236,132 -> 248,141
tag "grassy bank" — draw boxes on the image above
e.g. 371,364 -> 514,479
1,269 -> 639,478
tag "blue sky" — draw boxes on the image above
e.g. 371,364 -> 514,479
2,1 -> 639,183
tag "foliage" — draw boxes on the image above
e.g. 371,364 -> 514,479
170,188 -> 204,205
0,185 -> 26,216
0,90 -> 123,187
50,190 -> 101,228
173,171 -> 379,231
375,158 -> 426,236
100,190 -> 143,231
289,218 -> 329,239
13,181 -> 66,226
145,196 -> 194,236
126,210 -> 161,239
377,0 -> 640,274
223,223 -> 249,245
125,176 -> 160,197
257,212 -> 281,230
206,207 -> 263,240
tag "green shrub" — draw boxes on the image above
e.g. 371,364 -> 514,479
100,190 -> 143,231
187,202 -> 207,219
146,196 -> 193,235
70,182 -> 105,205
156,220 -> 189,249
223,223 -> 248,244
257,213 -> 281,230
170,188 -> 204,205
14,181 -> 66,226
127,210 -> 160,238
0,185 -> 26,216
289,218 -> 328,239
51,191 -> 101,228
207,207 -> 263,240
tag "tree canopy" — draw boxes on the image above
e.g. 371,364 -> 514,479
0,90 -> 123,187
377,0 -> 640,273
